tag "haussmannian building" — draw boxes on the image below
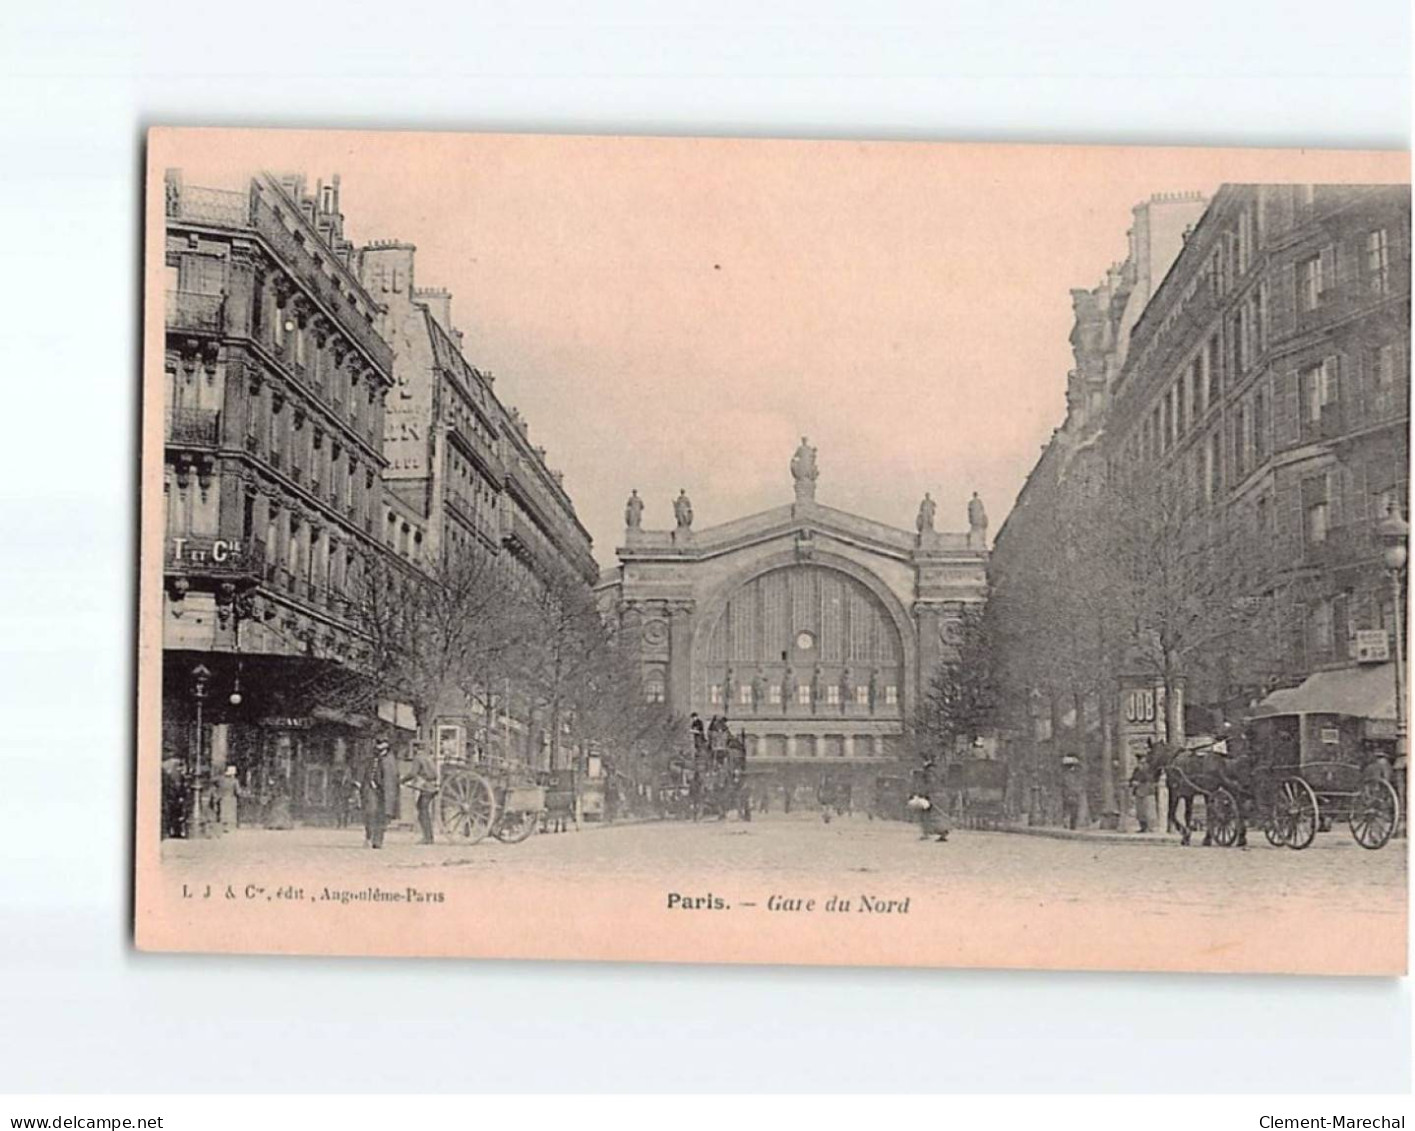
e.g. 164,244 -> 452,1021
1102,183 -> 1411,718
354,239 -> 598,767
161,171 -> 403,827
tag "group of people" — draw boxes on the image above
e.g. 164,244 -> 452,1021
160,758 -> 244,840
356,739 -> 441,849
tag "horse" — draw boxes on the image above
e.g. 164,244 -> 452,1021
1145,740 -> 1253,847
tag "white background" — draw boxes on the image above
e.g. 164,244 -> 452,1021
0,0 -> 1409,1095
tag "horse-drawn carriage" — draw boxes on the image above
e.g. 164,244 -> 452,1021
1150,706 -> 1401,851
437,750 -> 546,845
678,717 -> 752,821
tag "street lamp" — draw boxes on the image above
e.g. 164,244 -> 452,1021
1378,504 -> 1408,834
190,663 -> 212,838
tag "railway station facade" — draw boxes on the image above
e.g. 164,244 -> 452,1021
599,442 -> 990,793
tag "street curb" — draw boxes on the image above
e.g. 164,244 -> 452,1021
991,824 -> 1184,846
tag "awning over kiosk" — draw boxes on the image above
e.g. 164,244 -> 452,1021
1251,663 -> 1399,721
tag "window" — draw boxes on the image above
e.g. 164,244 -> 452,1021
1366,229 -> 1390,295
646,680 -> 665,705
1310,600 -> 1335,656
709,684 -> 722,705
1204,431 -> 1222,502
1233,403 -> 1250,481
1301,357 -> 1340,434
855,685 -> 869,706
768,684 -> 782,705
1253,381 -> 1270,462
1304,476 -> 1330,548
826,685 -> 840,705
1205,335 -> 1221,405
797,685 -> 811,705
739,685 -> 752,705
885,686 -> 898,706
1369,343 -> 1398,416
1297,254 -> 1324,311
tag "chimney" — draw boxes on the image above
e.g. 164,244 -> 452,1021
415,287 -> 455,337
356,240 -> 417,302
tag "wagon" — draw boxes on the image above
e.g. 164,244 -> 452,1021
438,752 -> 546,845
1236,712 -> 1401,851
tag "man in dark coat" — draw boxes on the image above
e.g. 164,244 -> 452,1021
360,739 -> 398,848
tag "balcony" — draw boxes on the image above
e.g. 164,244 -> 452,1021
166,290 -> 225,334
167,407 -> 221,449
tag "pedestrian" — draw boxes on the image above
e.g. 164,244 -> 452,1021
405,744 -> 440,845
360,739 -> 396,849
217,765 -> 240,834
1060,755 -> 1084,830
161,756 -> 188,840
1129,752 -> 1156,833
909,757 -> 950,842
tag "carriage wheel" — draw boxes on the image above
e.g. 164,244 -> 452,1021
1349,780 -> 1400,851
439,773 -> 496,844
1262,811 -> 1288,848
1276,778 -> 1318,851
492,807 -> 539,844
1207,788 -> 1241,847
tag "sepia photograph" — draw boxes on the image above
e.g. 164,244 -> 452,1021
137,128 -> 1409,975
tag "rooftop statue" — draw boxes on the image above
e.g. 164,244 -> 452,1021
674,489 -> 694,530
968,491 -> 989,546
790,437 -> 818,502
916,492 -> 936,534
624,489 -> 644,530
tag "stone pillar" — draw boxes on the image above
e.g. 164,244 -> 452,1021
667,602 -> 694,718
786,734 -> 797,759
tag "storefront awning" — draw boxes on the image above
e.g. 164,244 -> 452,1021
1250,663 -> 1399,721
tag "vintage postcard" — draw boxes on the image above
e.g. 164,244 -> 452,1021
138,127 -> 1410,974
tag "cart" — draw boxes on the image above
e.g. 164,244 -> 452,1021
1237,712 -> 1401,851
438,752 -> 546,845
945,758 -> 1010,829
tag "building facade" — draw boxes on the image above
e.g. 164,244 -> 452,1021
990,191 -> 1209,823
1103,184 -> 1410,709
598,442 -> 989,793
162,171 -> 400,828
353,240 -> 598,767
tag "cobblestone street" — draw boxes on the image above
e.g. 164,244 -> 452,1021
159,811 -> 1407,965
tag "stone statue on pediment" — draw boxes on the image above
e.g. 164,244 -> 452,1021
916,492 -> 936,534
968,491 -> 989,546
673,489 -> 694,529
790,437 -> 818,503
624,489 -> 644,529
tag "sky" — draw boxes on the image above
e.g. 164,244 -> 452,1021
150,130 -> 1405,567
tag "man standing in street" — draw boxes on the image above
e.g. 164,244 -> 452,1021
1060,754 -> 1084,830
405,743 -> 440,845
360,739 -> 396,849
